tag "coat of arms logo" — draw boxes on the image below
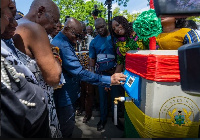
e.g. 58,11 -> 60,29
168,108 -> 192,127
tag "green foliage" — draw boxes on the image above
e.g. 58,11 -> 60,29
112,7 -> 140,22
52,0 -> 107,27
187,16 -> 200,23
113,0 -> 129,7
112,7 -> 120,17
52,0 -> 146,27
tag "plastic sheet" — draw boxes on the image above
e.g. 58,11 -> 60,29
125,53 -> 180,82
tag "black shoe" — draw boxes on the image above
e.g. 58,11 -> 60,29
83,115 -> 92,123
97,120 -> 107,131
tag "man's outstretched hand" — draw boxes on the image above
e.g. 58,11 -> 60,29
110,73 -> 126,86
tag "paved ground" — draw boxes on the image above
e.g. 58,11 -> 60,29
72,111 -> 124,138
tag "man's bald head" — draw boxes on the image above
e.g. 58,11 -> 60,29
29,0 -> 59,13
94,18 -> 108,37
86,26 -> 93,30
26,0 -> 60,34
64,17 -> 82,30
94,18 -> 106,26
86,26 -> 93,35
62,18 -> 83,44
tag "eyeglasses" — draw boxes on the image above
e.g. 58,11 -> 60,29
64,26 -> 84,39
71,29 -> 83,39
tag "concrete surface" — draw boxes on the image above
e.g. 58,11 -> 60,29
72,111 -> 124,138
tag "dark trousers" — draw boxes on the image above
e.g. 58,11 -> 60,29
56,105 -> 75,138
97,70 -> 122,122
98,85 -> 121,121
79,81 -> 94,116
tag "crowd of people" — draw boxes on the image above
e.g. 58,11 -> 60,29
1,0 -> 200,138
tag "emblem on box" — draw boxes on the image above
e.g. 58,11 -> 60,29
168,108 -> 192,127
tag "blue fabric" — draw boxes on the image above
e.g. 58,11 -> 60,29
89,35 -> 115,59
89,35 -> 121,121
51,32 -> 111,107
183,29 -> 200,44
3,39 -> 19,58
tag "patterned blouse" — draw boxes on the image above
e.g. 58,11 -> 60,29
115,34 -> 151,65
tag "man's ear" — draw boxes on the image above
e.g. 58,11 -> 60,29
37,6 -> 46,18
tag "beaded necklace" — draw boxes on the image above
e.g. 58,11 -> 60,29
1,55 -> 25,89
1,55 -> 37,107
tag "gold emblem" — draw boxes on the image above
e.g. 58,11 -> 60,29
168,108 -> 192,127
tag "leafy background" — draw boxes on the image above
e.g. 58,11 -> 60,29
52,0 -> 200,28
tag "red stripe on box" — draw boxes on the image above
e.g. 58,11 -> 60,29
125,53 -> 180,82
